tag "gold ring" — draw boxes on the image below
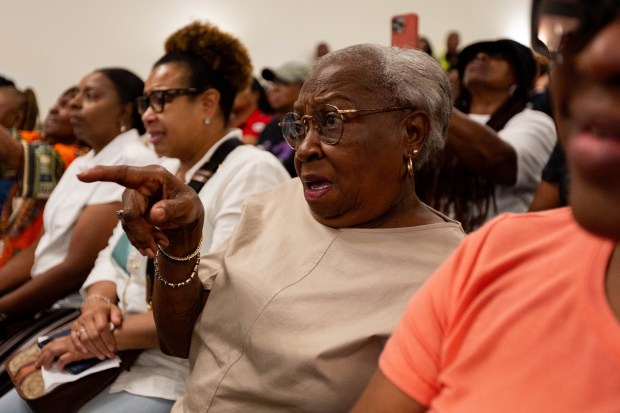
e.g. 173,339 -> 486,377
116,209 -> 124,221
76,328 -> 86,339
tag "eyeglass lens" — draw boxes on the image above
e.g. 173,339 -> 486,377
137,91 -> 165,115
281,107 -> 344,149
136,88 -> 198,116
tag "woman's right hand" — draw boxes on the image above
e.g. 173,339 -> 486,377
77,165 -> 204,258
71,301 -> 123,359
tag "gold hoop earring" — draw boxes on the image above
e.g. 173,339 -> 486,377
407,154 -> 414,178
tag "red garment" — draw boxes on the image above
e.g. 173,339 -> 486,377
239,109 -> 272,138
380,208 -> 619,412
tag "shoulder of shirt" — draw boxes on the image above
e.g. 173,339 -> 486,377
113,132 -> 157,160
470,207 -> 577,243
508,108 -> 555,125
241,178 -> 298,205
224,143 -> 289,170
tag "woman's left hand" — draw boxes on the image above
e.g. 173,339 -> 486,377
35,335 -> 98,371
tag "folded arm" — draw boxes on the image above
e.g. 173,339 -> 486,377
447,108 -> 517,186
0,202 -> 120,317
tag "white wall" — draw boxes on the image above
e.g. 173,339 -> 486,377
0,0 -> 532,115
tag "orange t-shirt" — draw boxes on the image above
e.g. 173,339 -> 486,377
380,207 -> 620,412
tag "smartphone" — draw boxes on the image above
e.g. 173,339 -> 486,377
64,358 -> 103,375
38,328 -> 103,374
391,13 -> 419,49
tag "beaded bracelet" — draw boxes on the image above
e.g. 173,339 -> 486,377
157,235 -> 203,262
154,252 -> 200,288
83,294 -> 113,308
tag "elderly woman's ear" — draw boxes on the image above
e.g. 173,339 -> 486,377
402,110 -> 429,156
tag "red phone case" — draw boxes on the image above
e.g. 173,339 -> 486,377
391,13 -> 419,49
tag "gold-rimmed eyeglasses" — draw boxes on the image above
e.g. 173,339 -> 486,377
279,104 -> 414,150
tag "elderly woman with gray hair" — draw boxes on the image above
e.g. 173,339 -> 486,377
79,44 -> 465,412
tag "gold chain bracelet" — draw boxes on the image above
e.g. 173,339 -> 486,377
157,235 -> 203,262
154,252 -> 200,288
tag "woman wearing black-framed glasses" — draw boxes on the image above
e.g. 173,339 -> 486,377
0,22 -> 290,413
351,1 -> 620,412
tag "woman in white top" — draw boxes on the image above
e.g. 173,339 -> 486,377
0,68 -> 157,322
3,22 -> 289,413
416,39 -> 556,231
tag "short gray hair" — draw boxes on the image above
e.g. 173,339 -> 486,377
312,44 -> 452,169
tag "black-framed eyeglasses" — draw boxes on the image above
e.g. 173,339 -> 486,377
279,104 -> 414,150
136,88 -> 200,115
531,0 -> 619,64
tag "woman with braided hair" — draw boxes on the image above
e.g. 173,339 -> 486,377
416,39 -> 556,231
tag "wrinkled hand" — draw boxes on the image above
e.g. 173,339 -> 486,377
36,335 -> 97,372
71,302 -> 122,360
78,165 -> 204,258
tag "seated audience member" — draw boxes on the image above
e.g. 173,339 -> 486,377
16,88 -> 39,132
0,77 -> 27,130
529,142 -> 569,211
418,36 -> 434,56
0,22 -> 289,413
315,41 -> 330,60
0,87 -> 88,267
0,68 -> 157,341
439,30 -> 460,71
0,78 -> 32,208
228,77 -> 273,145
351,1 -> 620,411
527,52 -> 553,117
0,76 -> 16,115
416,38 -> 556,231
79,43 -> 466,412
257,61 -> 310,177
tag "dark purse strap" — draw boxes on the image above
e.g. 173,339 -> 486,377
145,137 -> 243,305
187,138 -> 243,193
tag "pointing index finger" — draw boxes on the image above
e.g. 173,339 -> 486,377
77,164 -> 161,190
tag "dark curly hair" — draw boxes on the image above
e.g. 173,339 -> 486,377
154,21 -> 253,124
